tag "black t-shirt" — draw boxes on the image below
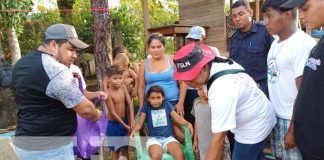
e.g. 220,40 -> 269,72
12,50 -> 78,150
294,36 -> 324,159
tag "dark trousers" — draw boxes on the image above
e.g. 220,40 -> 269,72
227,131 -> 235,158
232,140 -> 265,160
183,89 -> 198,126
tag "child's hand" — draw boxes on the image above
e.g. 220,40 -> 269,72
193,139 -> 199,152
132,88 -> 138,97
187,123 -> 194,137
124,124 -> 131,132
135,111 -> 141,118
132,89 -> 137,98
130,131 -> 136,141
130,120 -> 135,129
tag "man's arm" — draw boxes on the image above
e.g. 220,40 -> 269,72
284,76 -> 302,149
206,132 -> 226,160
72,99 -> 100,122
48,68 -> 100,122
84,90 -> 107,101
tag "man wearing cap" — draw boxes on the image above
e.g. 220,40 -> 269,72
186,26 -> 221,57
279,0 -> 324,159
230,0 -> 274,96
182,26 -> 221,128
173,43 -> 276,160
12,24 -> 101,159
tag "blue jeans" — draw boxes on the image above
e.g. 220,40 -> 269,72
232,140 -> 265,160
14,142 -> 74,160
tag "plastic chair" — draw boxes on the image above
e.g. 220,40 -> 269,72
134,117 -> 194,160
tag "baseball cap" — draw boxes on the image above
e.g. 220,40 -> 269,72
45,24 -> 89,49
186,26 -> 206,40
173,43 -> 216,81
280,0 -> 305,11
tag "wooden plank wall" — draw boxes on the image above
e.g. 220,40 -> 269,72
179,0 -> 227,55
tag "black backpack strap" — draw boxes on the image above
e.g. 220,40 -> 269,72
207,69 -> 245,91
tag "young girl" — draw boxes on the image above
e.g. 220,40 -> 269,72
192,86 -> 231,160
130,85 -> 193,160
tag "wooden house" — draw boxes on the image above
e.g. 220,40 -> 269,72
149,0 -> 263,55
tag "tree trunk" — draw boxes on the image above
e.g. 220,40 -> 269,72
6,28 -> 21,65
112,18 -> 124,47
91,0 -> 111,90
142,0 -> 150,54
57,0 -> 74,24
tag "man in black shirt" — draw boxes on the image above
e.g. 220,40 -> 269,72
12,24 -> 101,160
280,0 -> 324,159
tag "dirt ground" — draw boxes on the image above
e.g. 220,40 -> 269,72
0,138 -> 18,160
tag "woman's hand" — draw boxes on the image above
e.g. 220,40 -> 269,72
175,103 -> 184,116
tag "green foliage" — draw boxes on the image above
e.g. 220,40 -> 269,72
0,0 -> 33,33
18,8 -> 61,56
4,0 -> 179,61
225,4 -> 231,15
111,0 -> 145,61
111,0 -> 179,61
149,0 -> 178,28
72,0 -> 94,53
57,0 -> 75,8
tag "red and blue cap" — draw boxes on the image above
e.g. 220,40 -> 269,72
173,43 -> 216,81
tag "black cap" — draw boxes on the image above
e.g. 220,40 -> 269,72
280,0 -> 305,11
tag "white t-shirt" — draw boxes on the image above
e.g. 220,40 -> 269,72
70,64 -> 87,90
208,61 -> 276,144
267,30 -> 316,119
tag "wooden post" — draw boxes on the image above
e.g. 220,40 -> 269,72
91,0 -> 112,90
255,0 -> 260,21
142,0 -> 150,55
230,0 -> 233,14
173,33 -> 177,53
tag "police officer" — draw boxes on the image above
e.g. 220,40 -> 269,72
229,0 -> 274,96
